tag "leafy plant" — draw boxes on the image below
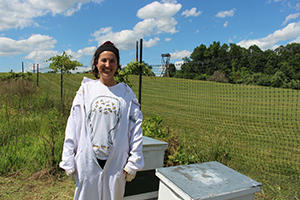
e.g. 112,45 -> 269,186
115,69 -> 132,87
142,116 -> 169,139
0,71 -> 33,81
40,108 -> 65,171
123,61 -> 155,76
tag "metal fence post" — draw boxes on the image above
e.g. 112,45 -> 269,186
37,64 -> 39,87
138,38 -> 143,109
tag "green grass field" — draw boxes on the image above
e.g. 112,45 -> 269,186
129,75 -> 300,199
1,73 -> 299,199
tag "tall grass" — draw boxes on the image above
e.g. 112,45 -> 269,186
0,79 -> 66,175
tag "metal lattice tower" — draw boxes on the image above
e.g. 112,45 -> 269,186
161,53 -> 171,77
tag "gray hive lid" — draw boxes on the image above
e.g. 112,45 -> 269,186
143,136 -> 168,151
156,161 -> 262,200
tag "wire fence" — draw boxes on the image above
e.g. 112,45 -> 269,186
21,68 -> 300,199
128,64 -> 300,200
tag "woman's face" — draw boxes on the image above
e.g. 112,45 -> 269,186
97,51 -> 118,84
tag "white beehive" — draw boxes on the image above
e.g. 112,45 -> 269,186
142,136 -> 168,170
156,161 -> 262,200
124,136 -> 168,200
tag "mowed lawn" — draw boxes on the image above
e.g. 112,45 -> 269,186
30,73 -> 300,199
132,76 -> 299,199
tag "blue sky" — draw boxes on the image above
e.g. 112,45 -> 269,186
0,0 -> 300,72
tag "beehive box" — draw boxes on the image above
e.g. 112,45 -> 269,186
124,136 -> 168,200
156,161 -> 262,200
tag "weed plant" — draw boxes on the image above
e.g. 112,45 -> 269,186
0,79 -> 66,175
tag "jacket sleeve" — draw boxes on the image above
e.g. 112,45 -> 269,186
59,87 -> 83,172
124,99 -> 144,174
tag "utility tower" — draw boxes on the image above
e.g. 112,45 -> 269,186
161,53 -> 171,77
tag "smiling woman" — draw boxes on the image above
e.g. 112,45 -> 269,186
59,41 -> 144,200
92,41 -> 121,86
97,51 -> 118,86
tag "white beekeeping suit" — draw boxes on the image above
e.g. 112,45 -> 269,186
59,77 -> 144,200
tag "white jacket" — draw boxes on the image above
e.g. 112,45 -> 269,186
59,77 -> 144,200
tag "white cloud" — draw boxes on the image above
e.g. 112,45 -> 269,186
77,46 -> 97,56
170,50 -> 191,59
224,21 -> 229,27
216,9 -> 235,18
181,7 -> 202,17
165,38 -> 172,42
65,46 -> 97,60
290,35 -> 300,43
282,13 -> 300,25
137,1 -> 181,19
144,37 -> 160,47
267,0 -> 281,3
93,28 -> 138,50
237,21 -> 300,49
0,33 -> 96,63
0,0 -> 42,31
25,46 -> 96,68
92,1 -> 182,50
0,0 -> 103,31
25,50 -> 59,62
0,34 -> 56,56
161,0 -> 177,3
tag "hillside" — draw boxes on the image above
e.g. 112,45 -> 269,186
0,73 -> 299,199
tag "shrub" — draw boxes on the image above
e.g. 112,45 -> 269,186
284,79 -> 300,89
270,70 -> 288,88
115,69 -> 131,87
208,71 -> 229,83
0,72 -> 33,81
123,61 -> 155,76
253,73 -> 272,86
193,73 -> 208,80
40,108 -> 65,170
142,116 -> 169,139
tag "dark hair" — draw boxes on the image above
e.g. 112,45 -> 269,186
92,41 -> 121,79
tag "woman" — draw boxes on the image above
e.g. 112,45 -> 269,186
59,41 -> 144,200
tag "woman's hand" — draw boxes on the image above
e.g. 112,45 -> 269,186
123,167 -> 136,182
66,168 -> 75,177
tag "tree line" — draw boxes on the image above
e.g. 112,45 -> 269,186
44,42 -> 300,89
169,42 -> 300,89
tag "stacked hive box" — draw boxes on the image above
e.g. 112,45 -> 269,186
124,136 -> 168,200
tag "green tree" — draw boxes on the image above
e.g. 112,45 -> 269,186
276,43 -> 300,80
46,52 -> 82,108
190,44 -> 207,62
248,45 -> 266,73
264,49 -> 279,75
228,43 -> 249,72
123,61 -> 155,76
46,52 -> 82,73
271,70 -> 288,87
164,63 -> 176,77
